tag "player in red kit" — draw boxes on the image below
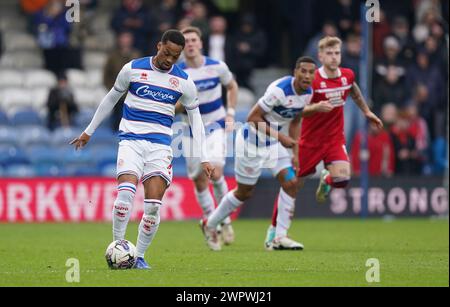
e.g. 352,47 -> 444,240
264,36 -> 383,250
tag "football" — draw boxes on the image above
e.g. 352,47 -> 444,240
105,240 -> 137,269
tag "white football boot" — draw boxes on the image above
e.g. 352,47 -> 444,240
264,225 -> 276,251
220,222 -> 235,245
200,219 -> 221,251
272,236 -> 304,251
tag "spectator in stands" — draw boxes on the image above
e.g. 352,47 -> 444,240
111,0 -> 153,54
103,31 -> 141,131
304,21 -> 339,63
405,104 -> 430,173
373,65 -> 408,112
381,103 -> 398,131
405,49 -> 445,139
373,9 -> 391,59
20,0 -> 49,31
33,0 -> 74,75
374,36 -> 407,84
390,111 -> 422,175
189,1 -> 210,38
47,72 -> 79,130
230,14 -> 267,90
204,15 -> 232,63
350,123 -> 395,177
391,16 -> 416,63
150,0 -> 181,52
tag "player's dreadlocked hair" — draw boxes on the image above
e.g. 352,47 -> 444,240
161,30 -> 186,48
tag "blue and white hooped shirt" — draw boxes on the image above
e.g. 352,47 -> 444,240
178,56 -> 233,134
113,56 -> 199,146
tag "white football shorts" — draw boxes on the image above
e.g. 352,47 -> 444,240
116,139 -> 173,186
182,128 -> 227,179
234,127 -> 292,186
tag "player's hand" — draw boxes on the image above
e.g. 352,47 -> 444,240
69,132 -> 91,150
315,101 -> 334,113
365,111 -> 384,130
225,115 -> 235,133
279,134 -> 298,149
201,162 -> 215,179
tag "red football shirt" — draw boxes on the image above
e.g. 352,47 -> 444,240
300,66 -> 355,148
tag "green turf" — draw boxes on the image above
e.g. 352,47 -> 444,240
0,219 -> 448,287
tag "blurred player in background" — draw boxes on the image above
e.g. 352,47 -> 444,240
265,36 -> 383,248
70,30 -> 214,269
177,27 -> 239,245
200,57 -> 317,251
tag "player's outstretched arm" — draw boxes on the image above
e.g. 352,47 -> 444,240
350,82 -> 383,130
289,115 -> 302,174
70,88 -> 124,150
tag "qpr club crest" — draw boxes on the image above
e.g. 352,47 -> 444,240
169,77 -> 179,89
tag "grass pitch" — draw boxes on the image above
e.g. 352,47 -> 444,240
0,219 -> 448,287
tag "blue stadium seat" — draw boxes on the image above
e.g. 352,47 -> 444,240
17,126 -> 51,147
0,127 -> 18,146
0,166 -> 4,176
0,145 -> 29,167
100,163 -> 117,177
58,147 -> 93,164
33,163 -> 65,177
171,157 -> 188,177
90,145 -> 118,168
89,128 -> 118,146
11,110 -> 43,127
51,127 -> 80,147
64,163 -> 99,176
27,145 -> 60,164
0,110 -> 9,126
5,164 -> 36,178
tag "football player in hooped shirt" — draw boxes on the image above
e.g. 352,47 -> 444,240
200,57 -> 317,251
70,30 -> 214,269
265,36 -> 383,249
177,27 -> 239,246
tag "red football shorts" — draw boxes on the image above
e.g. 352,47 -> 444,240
297,142 -> 349,177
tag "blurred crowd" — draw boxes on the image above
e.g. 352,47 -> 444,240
0,0 -> 448,177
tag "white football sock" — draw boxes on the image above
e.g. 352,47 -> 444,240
275,188 -> 296,238
213,176 -> 232,225
195,188 -> 215,218
112,183 -> 136,241
136,199 -> 161,258
207,191 -> 242,229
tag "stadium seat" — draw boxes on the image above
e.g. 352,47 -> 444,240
83,31 -> 115,52
90,144 -> 118,168
89,128 -> 117,146
17,126 -> 51,147
0,146 -> 30,167
83,51 -> 108,70
31,87 -> 50,111
0,110 -> 9,126
3,32 -> 38,52
73,87 -> 96,108
28,145 -> 60,164
86,69 -> 104,88
24,69 -> 57,88
0,165 -> 4,176
171,157 -> 188,177
5,164 -> 36,178
0,51 -> 44,69
33,163 -> 65,177
11,110 -> 43,127
1,88 -> 32,111
59,147 -> 94,165
100,162 -> 117,177
0,16 -> 26,33
64,163 -> 99,176
51,127 -> 80,147
0,127 -> 18,146
67,69 -> 87,88
0,70 -> 23,88
74,109 -> 95,128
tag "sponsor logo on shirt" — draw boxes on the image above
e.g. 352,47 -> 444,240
136,85 -> 177,102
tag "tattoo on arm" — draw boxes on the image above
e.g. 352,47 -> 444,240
350,82 -> 370,114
